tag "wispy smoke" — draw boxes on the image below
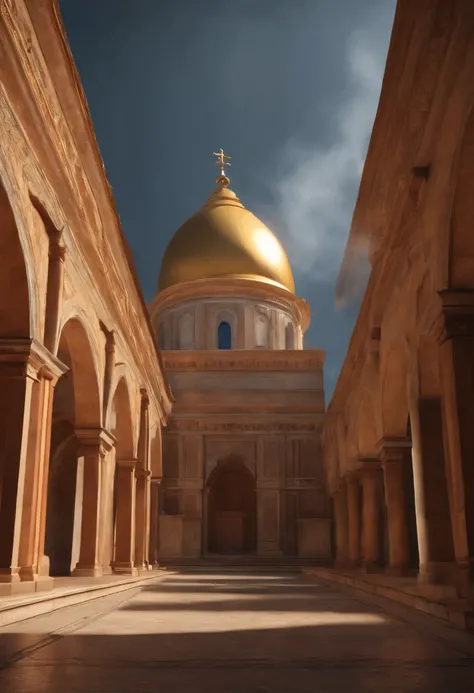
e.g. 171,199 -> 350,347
270,12 -> 392,294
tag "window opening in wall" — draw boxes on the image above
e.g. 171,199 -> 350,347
217,321 -> 232,349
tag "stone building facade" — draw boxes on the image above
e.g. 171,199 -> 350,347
150,182 -> 330,561
322,0 -> 474,605
0,0 -> 172,594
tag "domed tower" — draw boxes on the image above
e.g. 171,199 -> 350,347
149,150 -> 310,352
151,152 -> 330,564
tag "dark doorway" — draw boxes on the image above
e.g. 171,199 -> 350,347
207,458 -> 256,554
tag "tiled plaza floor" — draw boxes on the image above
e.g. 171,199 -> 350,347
0,570 -> 473,693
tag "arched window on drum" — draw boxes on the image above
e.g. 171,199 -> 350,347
217,321 -> 232,350
285,322 -> 295,350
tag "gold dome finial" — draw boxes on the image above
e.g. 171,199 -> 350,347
213,147 -> 231,187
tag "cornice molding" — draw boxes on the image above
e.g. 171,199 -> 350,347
161,349 -> 324,371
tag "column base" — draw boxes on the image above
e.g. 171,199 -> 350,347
385,564 -> 410,577
334,559 -> 351,570
112,562 -> 138,577
18,565 -> 54,584
0,568 -> 21,583
72,565 -> 104,578
417,561 -> 458,585
360,562 -> 384,574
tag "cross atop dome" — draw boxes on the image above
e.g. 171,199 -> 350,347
213,148 -> 231,187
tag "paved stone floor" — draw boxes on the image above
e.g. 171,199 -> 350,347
0,570 -> 473,693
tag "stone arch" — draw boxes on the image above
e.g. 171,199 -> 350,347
0,180 -> 31,338
109,375 -> 137,572
44,316 -> 102,576
56,316 -> 102,428
110,376 -> 135,461
380,340 -> 410,437
206,455 -> 257,554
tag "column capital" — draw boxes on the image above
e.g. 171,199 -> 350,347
117,458 -> 138,470
359,457 -> 381,477
49,243 -> 66,263
75,427 -> 116,457
135,468 -> 151,479
344,471 -> 360,486
377,437 -> 411,464
0,338 -> 68,383
140,388 -> 150,408
437,290 -> 474,343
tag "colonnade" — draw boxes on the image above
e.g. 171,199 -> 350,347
330,293 -> 474,599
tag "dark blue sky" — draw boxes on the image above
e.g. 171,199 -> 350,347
60,0 -> 395,398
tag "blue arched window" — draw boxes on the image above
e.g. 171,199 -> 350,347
217,321 -> 232,349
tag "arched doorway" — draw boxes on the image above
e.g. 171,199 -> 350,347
207,457 -> 256,554
44,317 -> 101,576
110,376 -> 136,574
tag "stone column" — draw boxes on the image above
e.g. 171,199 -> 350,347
43,243 -> 66,354
346,474 -> 361,567
148,478 -> 161,568
409,393 -> 455,584
72,428 -> 114,577
0,339 -> 66,584
135,469 -> 151,571
113,459 -> 138,575
18,348 -> 66,582
379,438 -> 411,575
135,392 -> 151,572
360,463 -> 382,571
333,483 -> 349,568
437,290 -> 474,591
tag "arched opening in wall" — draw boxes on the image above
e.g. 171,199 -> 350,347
0,182 -> 30,338
0,181 -> 32,574
45,318 -> 101,576
217,321 -> 232,350
110,377 -> 135,571
285,322 -> 295,350
207,457 -> 256,554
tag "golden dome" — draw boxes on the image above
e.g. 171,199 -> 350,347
158,184 -> 295,293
